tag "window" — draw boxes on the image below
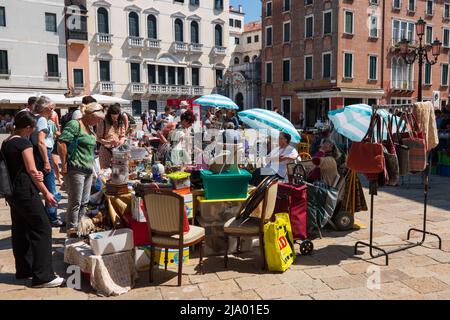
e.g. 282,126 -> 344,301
323,11 -> 332,35
234,57 -> 240,65
265,99 -> 272,111
391,57 -> 413,90
174,0 -> 185,3
344,52 -> 353,78
266,26 -> 273,46
235,37 -> 240,45
408,0 -> 416,12
282,98 -> 291,121
424,63 -> 432,85
189,0 -> 200,5
392,19 -> 415,43
305,15 -> 314,38
283,0 -> 291,11
344,11 -> 353,35
158,66 -> 166,84
247,36 -> 252,44
393,0 -> 401,10
191,21 -> 199,44
305,0 -> 313,5
45,13 -> 57,32
131,63 -> 140,83
214,0 -> 224,11
305,56 -> 313,80
148,64 -> 156,84
0,7 -> 5,27
442,64 -> 449,86
426,0 -> 433,16
426,26 -> 433,45
235,20 -> 242,28
215,25 -> 223,46
369,0 -> 379,4
192,67 -> 200,86
147,15 -> 157,39
283,59 -> 291,82
215,69 -> 223,87
445,4 -> 450,19
444,28 -> 450,48
175,19 -> 184,42
283,21 -> 291,42
266,1 -> 272,17
369,55 -> 377,80
73,69 -> 84,87
168,66 -> 176,85
244,56 -> 250,63
132,100 -> 142,117
266,62 -> 272,83
255,35 -> 259,43
99,60 -> 111,82
178,67 -> 185,85
129,12 -> 139,37
229,19 -> 234,27
369,16 -> 378,38
47,54 -> 59,77
0,50 -> 8,74
97,7 -> 109,34
322,52 -> 331,79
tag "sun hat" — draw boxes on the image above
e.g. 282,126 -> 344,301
179,100 -> 189,107
84,102 -> 105,119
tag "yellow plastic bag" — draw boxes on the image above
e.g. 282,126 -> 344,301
263,213 -> 296,272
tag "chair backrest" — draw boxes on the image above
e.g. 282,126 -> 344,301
262,180 -> 278,221
143,189 -> 184,235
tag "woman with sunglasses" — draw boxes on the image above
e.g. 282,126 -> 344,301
1,111 -> 63,288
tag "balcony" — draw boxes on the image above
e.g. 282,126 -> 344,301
390,38 -> 419,52
191,86 -> 204,96
190,43 -> 203,53
67,30 -> 88,44
173,42 -> 189,53
130,83 -> 146,95
96,33 -> 113,45
45,72 -> 61,81
0,69 -> 11,79
147,84 -> 204,96
99,81 -> 115,93
128,36 -> 144,48
145,38 -> 161,49
213,46 -> 227,56
73,83 -> 85,93
407,6 -> 417,14
390,80 -> 415,92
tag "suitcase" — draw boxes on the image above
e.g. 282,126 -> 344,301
274,183 -> 308,240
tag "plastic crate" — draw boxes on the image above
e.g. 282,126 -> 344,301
431,166 -> 437,175
438,151 -> 450,166
200,169 -> 252,200
438,165 -> 450,177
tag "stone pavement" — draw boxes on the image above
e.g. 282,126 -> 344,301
1,174 -> 450,300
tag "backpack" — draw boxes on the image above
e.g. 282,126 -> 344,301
61,109 -> 77,129
0,136 -> 21,198
125,112 -> 136,125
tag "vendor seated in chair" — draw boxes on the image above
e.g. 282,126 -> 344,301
250,132 -> 299,185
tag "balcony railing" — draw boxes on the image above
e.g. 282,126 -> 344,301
96,33 -> 113,45
391,80 -> 415,91
147,84 -> 204,96
0,69 -> 11,78
190,43 -> 203,53
145,38 -> 161,49
130,83 -> 146,95
128,36 -> 144,48
173,41 -> 189,52
67,30 -> 88,42
99,81 -> 114,93
191,86 -> 204,96
213,46 -> 227,55
45,72 -> 61,80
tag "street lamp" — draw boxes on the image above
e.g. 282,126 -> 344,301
399,17 -> 442,102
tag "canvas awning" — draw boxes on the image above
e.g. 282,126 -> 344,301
0,92 -> 71,106
65,94 -> 131,105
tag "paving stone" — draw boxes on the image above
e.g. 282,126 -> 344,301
340,261 -> 375,275
372,281 -> 419,299
426,264 -> 450,276
311,287 -> 380,300
388,255 -> 439,268
254,283 -> 299,300
379,269 -> 411,283
278,295 -> 312,300
160,285 -> 203,300
198,279 -> 240,297
399,266 -> 439,278
290,279 -> 332,295
304,266 -> 349,279
208,290 -> 261,300
275,269 -> 313,284
235,274 -> 282,291
322,274 -> 367,290
188,273 -> 220,284
402,277 -> 450,294
425,250 -> 450,263
423,290 -> 450,300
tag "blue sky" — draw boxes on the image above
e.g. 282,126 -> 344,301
230,0 -> 261,23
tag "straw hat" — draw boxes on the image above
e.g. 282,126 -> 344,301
84,102 -> 105,119
179,100 -> 189,107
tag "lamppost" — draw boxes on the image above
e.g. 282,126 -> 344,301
399,17 -> 442,102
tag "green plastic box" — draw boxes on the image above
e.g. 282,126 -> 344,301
438,151 -> 450,166
200,169 -> 252,200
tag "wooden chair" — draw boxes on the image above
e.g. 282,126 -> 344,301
223,178 -> 279,270
142,189 -> 205,286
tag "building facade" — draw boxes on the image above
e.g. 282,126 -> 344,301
261,0 -> 450,128
86,0 -> 231,116
0,0 -> 68,102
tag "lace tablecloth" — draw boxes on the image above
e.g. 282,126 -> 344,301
64,240 -> 138,297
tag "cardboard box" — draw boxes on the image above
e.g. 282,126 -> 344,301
89,228 -> 134,256
135,246 -> 189,271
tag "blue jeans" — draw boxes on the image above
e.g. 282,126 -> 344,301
44,148 -> 61,223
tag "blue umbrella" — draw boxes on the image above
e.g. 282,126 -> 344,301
194,94 -> 239,110
238,108 -> 301,144
328,104 -> 402,142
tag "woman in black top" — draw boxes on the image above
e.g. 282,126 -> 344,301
1,111 -> 64,288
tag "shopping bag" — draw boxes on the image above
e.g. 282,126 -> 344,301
263,213 -> 296,272
402,113 -> 427,172
307,182 -> 338,229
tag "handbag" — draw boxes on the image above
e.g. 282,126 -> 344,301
347,114 -> 385,176
393,114 -> 410,176
383,116 -> 400,186
401,113 -> 427,172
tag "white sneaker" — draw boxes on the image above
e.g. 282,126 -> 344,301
32,276 -> 65,288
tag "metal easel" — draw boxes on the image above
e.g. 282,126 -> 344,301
354,104 -> 442,265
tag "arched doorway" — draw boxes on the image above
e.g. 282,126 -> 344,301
235,93 -> 244,111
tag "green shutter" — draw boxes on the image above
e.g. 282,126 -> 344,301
98,8 -> 109,34
148,15 -> 157,39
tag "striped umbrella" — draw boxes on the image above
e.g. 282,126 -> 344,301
328,104 -> 402,142
193,94 -> 239,110
238,108 -> 301,144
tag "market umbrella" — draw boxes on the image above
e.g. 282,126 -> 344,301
328,103 -> 402,142
193,94 -> 239,110
238,108 -> 301,144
